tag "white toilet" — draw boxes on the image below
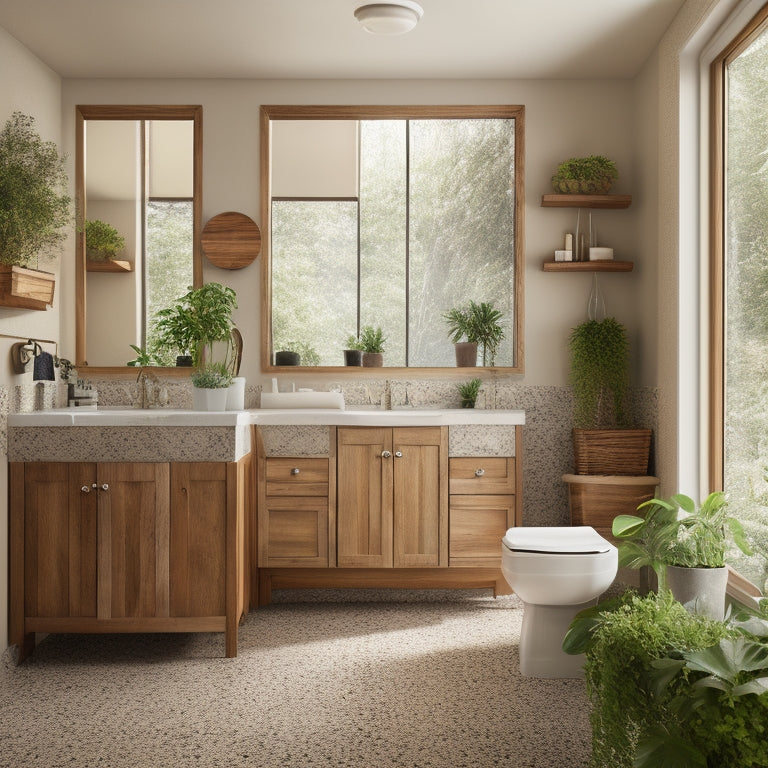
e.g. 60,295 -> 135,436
501,526 -> 618,679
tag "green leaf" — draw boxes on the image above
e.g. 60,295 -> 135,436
732,676 -> 768,696
684,637 -> 768,684
671,493 -> 696,514
612,514 -> 647,537
633,724 -> 706,768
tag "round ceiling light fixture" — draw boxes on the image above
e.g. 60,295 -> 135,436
354,1 -> 424,35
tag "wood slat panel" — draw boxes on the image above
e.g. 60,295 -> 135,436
449,495 -> 516,567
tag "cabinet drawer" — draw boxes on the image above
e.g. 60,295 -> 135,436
449,457 -> 515,495
449,494 -> 515,567
265,458 -> 329,497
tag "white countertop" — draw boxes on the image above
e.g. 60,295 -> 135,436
8,407 -> 525,428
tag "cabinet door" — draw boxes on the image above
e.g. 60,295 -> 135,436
260,496 -> 329,568
449,495 -> 515,567
170,463 -> 227,617
393,427 -> 447,568
23,462 -> 98,619
337,427 -> 393,567
98,463 -> 170,619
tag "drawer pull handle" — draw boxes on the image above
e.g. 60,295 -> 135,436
381,450 -> 392,459
290,468 -> 300,475
475,468 -> 485,477
81,485 -> 91,493
394,451 -> 403,458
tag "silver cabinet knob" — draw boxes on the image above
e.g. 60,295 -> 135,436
81,485 -> 91,493
290,467 -> 300,475
101,483 -> 109,491
475,468 -> 485,477
394,451 -> 403,458
381,450 -> 392,458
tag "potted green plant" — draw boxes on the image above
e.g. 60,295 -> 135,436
191,361 -> 233,411
551,155 -> 618,195
154,282 -> 238,370
562,589 -> 752,768
457,378 -> 482,408
360,325 -> 386,367
343,334 -> 364,366
443,300 -> 505,367
0,112 -> 71,310
84,219 -> 125,261
613,492 -> 752,619
569,317 -> 652,475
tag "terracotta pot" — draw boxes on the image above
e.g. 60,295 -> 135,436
454,342 -> 478,367
362,352 -> 383,367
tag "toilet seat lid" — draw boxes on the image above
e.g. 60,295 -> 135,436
502,526 -> 613,554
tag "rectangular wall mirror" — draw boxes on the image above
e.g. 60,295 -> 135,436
261,105 -> 524,373
75,105 -> 202,370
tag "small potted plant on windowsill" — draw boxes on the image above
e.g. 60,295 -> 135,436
444,300 -> 505,367
343,334 -> 364,366
360,325 -> 386,367
154,282 -> 238,369
0,112 -> 72,310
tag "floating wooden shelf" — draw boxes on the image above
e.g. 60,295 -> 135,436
541,194 -> 632,209
542,260 -> 634,272
86,259 -> 133,273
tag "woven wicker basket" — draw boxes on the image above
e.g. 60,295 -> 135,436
573,428 -> 652,476
564,473 -> 659,539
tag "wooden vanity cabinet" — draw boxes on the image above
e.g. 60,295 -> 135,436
448,457 -> 518,567
337,426 -> 448,568
10,458 -> 249,659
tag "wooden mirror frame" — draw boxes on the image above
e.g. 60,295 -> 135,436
75,105 -> 203,373
260,104 -> 525,374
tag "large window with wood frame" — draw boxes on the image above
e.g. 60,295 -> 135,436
712,4 -> 768,591
262,106 -> 524,371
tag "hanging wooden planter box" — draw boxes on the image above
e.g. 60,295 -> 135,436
573,428 -> 652,475
0,265 -> 56,310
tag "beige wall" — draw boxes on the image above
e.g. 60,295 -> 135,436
0,24 -> 62,651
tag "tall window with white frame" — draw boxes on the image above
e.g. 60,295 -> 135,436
713,5 -> 768,592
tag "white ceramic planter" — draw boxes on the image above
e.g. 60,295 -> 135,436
193,386 -> 229,411
226,377 -> 246,411
667,565 -> 728,621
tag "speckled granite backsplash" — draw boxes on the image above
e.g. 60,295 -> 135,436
2,378 -> 658,528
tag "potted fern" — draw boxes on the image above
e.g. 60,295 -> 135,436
360,325 -> 386,367
0,112 -> 71,310
569,317 -> 651,475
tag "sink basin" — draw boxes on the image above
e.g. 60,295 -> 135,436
260,391 -> 345,409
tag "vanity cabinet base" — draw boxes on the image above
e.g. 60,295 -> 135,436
255,567 -> 512,606
9,456 -> 250,660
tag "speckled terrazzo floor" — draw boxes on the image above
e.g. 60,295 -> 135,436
0,592 -> 592,768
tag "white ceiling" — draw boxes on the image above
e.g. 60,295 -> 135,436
0,0 -> 685,80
